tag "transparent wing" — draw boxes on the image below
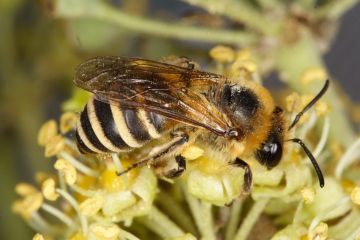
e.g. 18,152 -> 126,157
74,56 -> 232,136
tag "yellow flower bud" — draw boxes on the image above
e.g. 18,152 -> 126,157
89,223 -> 120,240
15,183 -> 38,197
42,178 -> 59,201
38,120 -> 58,146
351,186 -> 360,205
80,195 -> 104,216
45,135 -> 65,157
231,59 -> 258,73
300,67 -> 327,85
13,193 -> 43,219
60,112 -> 78,134
35,171 -> 54,184
33,233 -> 45,240
301,187 -> 315,204
209,45 -> 235,63
315,101 -> 330,116
54,159 -> 77,185
286,92 -> 301,112
236,48 -> 252,61
308,222 -> 328,240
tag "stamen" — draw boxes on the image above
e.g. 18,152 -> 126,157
308,222 -> 328,240
63,138 -> 80,152
41,203 -> 74,227
57,171 -> 67,191
38,120 -> 58,146
301,187 -> 315,204
33,233 -> 45,240
79,195 -> 104,217
335,137 -> 360,179
308,196 -> 350,232
15,183 -> 38,197
288,80 -> 330,130
313,116 -> 330,158
118,228 -> 141,240
59,151 -> 98,177
70,184 -> 97,198
54,159 -> 77,185
57,189 -> 88,235
111,153 -> 124,174
60,112 -> 78,134
351,187 -> 360,205
298,112 -> 317,139
29,212 -> 57,236
292,201 -> 304,225
45,135 -> 65,157
41,179 -> 59,201
89,223 -> 121,239
111,153 -> 129,184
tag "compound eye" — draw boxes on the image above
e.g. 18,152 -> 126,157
256,141 -> 282,169
264,142 -> 278,155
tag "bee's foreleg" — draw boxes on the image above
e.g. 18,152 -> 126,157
117,132 -> 189,176
230,158 -> 253,194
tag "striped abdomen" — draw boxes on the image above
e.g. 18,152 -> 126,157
76,97 -> 166,154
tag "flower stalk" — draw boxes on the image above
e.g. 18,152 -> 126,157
47,0 -> 256,45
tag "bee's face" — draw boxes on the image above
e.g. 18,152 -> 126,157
255,107 -> 284,169
256,129 -> 283,169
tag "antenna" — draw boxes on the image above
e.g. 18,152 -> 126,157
288,80 -> 330,130
288,138 -> 325,188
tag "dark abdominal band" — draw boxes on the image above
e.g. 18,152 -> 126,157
75,98 -> 165,154
79,105 -> 108,152
93,99 -> 129,149
121,107 -> 151,142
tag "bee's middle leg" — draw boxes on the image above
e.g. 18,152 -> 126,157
230,158 -> 253,193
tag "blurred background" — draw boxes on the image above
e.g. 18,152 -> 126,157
1,0 -> 359,239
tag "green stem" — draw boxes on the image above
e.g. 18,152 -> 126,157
234,198 -> 269,240
184,190 -> 216,240
225,200 -> 243,240
156,191 -> 197,235
275,28 -> 356,147
52,0 -> 256,45
183,0 -> 282,35
140,207 -> 184,238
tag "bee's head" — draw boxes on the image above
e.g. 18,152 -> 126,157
255,107 -> 284,169
256,79 -> 329,188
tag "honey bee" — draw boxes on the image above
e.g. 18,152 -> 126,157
74,56 -> 328,193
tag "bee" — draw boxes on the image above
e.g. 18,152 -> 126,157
74,56 -> 328,193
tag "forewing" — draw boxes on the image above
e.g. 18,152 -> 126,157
74,56 -> 231,135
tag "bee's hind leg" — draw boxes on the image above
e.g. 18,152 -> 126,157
161,155 -> 186,179
117,131 -> 189,176
230,158 -> 253,194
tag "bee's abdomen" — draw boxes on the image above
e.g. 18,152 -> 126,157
76,97 -> 165,154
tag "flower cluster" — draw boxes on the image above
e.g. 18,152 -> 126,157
13,47 -> 360,240
13,113 -> 157,240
